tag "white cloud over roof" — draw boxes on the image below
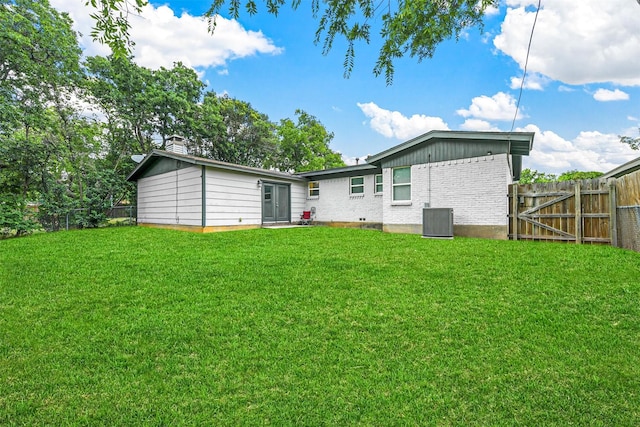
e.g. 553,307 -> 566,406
495,0 -> 640,86
456,92 -> 523,121
357,102 -> 449,140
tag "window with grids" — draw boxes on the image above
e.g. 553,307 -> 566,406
308,181 -> 319,197
350,176 -> 364,195
392,167 -> 411,201
374,174 -> 383,194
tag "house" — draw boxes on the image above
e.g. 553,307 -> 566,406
601,155 -> 640,179
127,130 -> 535,238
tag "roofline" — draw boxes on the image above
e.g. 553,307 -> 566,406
601,155 -> 640,179
365,130 -> 535,164
127,150 -> 306,182
296,163 -> 379,178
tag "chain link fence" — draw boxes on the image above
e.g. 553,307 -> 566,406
616,206 -> 640,252
63,206 -> 136,231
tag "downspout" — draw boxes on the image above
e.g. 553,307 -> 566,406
175,165 -> 179,224
506,137 -> 514,181
201,165 -> 206,228
428,153 -> 432,207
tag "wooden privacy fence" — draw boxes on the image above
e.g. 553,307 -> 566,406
508,170 -> 640,250
508,179 -> 617,245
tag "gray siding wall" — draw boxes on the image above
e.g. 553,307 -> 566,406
205,169 -> 262,226
290,182 -> 307,220
137,166 -> 202,226
205,169 -> 306,226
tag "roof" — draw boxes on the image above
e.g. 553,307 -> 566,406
296,163 -> 381,180
127,150 -> 306,182
365,130 -> 535,165
127,130 -> 536,183
601,155 -> 640,179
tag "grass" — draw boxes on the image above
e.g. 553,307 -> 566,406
1,226 -> 639,425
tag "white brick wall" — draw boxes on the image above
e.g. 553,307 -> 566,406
383,153 -> 512,226
304,174 -> 383,223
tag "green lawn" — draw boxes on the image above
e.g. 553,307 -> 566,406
1,227 -> 639,425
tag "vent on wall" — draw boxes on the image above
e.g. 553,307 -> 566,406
422,208 -> 453,239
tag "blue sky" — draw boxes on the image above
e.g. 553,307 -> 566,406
52,0 -> 640,174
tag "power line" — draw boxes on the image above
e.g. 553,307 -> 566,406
510,0 -> 542,133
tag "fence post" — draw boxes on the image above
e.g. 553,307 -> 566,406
66,212 -> 69,231
574,182 -> 582,244
608,178 -> 618,247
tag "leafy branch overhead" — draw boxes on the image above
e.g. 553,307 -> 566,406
85,0 -> 148,58
620,128 -> 640,150
88,0 -> 498,84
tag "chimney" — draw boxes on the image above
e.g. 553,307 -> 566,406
166,135 -> 187,154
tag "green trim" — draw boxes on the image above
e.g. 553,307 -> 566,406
365,130 -> 534,165
128,150 -> 306,182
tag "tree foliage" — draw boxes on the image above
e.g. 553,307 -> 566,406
270,109 -> 344,172
557,170 -> 603,182
518,168 -> 556,184
620,128 -> 640,151
1,0 -> 345,236
519,168 -> 604,184
88,0 -> 499,84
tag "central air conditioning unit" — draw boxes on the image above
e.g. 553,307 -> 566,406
422,208 -> 454,239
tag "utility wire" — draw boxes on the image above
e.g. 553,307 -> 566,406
510,0 -> 542,133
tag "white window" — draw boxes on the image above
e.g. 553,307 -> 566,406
392,167 -> 411,201
308,181 -> 319,197
350,176 -> 364,194
374,174 -> 383,194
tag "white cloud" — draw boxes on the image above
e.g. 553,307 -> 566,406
494,0 -> 640,86
50,0 -> 283,70
357,102 -> 449,140
456,92 -> 523,121
483,4 -> 500,17
558,85 -> 574,93
460,119 -> 500,131
342,154 -> 371,166
519,124 -> 639,174
593,88 -> 630,102
509,73 -> 549,91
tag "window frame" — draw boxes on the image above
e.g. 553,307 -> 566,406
350,176 -> 365,195
374,174 -> 383,194
308,181 -> 319,198
392,166 -> 411,202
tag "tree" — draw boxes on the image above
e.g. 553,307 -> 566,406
518,168 -> 556,184
557,170 -> 603,182
269,109 -> 345,172
0,0 -> 85,234
151,63 -> 204,146
519,168 -> 604,184
85,55 -> 156,154
189,92 -> 276,167
620,128 -> 639,150
88,0 -> 499,84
